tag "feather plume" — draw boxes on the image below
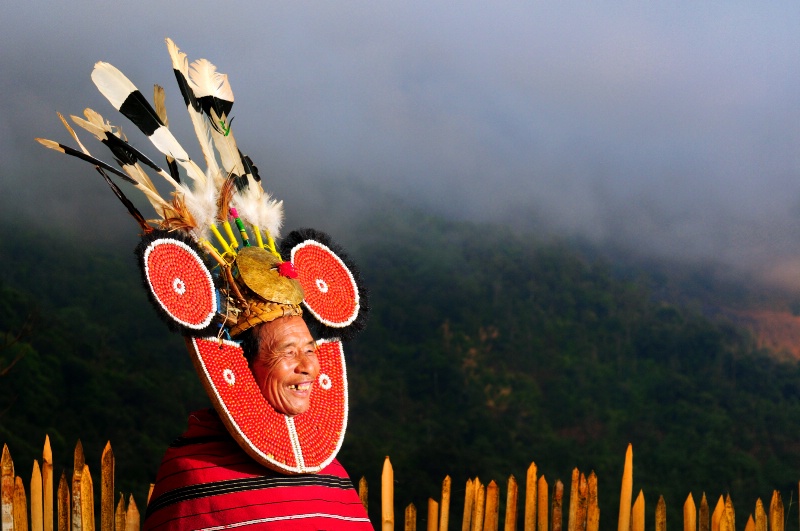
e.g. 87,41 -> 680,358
91,61 -> 206,184
217,177 -> 236,222
165,38 -> 221,179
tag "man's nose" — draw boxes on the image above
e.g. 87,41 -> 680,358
296,352 -> 318,374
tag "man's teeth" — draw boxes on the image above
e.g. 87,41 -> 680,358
289,383 -> 312,391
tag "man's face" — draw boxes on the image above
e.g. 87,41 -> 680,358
250,316 -> 319,416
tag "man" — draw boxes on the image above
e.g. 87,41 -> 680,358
39,38 -> 373,530
143,316 -> 373,530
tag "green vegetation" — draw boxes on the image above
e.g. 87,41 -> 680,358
2,213 -> 800,530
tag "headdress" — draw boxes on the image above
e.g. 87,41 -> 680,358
36,39 -> 369,474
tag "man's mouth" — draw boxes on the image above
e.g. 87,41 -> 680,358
288,383 -> 312,391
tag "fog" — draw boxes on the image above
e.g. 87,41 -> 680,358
3,2 -> 800,288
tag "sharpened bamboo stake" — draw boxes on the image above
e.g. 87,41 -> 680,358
1,444 -> 13,531
505,475 -> 518,531
473,478 -> 485,531
684,494 -> 697,531
712,496 -> 724,531
586,473 -> 599,531
429,499 -> 440,531
80,465 -> 94,531
552,480 -> 563,531
382,457 -> 394,531
754,499 -> 766,531
441,476 -> 451,531
123,496 -> 138,531
568,470 -> 579,531
537,476 -> 548,531
721,496 -> 734,531
57,472 -> 69,531
32,460 -> 44,531
44,438 -> 53,531
656,495 -> 666,531
525,463 -> 537,531
14,476 -> 29,531
574,474 -> 588,531
72,442 -> 84,531
631,491 -> 644,531
484,481 -> 499,531
699,494 -> 709,531
359,477 -> 369,513
745,515 -> 755,531
114,494 -> 125,531
619,445 -> 633,531
769,491 -> 783,531
463,479 -> 475,531
101,443 -> 113,531
405,503 -> 417,531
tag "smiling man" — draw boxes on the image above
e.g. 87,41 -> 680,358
40,37 -> 373,530
249,315 -> 320,417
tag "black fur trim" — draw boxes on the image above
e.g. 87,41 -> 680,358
134,230 -> 220,336
279,228 -> 369,342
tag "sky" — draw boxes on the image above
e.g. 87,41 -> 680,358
2,2 -> 800,288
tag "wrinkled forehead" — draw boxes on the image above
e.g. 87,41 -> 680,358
258,315 -> 315,350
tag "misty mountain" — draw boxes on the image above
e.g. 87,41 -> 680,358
1,205 -> 800,530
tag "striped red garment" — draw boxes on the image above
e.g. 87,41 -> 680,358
144,409 -> 373,530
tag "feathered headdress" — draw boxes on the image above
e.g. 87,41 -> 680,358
36,39 -> 369,474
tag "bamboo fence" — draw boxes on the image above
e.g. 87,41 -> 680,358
371,445 -> 798,531
1,437 -> 140,531
2,438 -> 798,531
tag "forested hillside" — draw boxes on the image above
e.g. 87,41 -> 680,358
2,211 -> 800,530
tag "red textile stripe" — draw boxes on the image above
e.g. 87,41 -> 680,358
144,409 -> 372,531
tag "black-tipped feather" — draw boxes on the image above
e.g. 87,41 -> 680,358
97,168 -> 151,233
36,138 -> 137,184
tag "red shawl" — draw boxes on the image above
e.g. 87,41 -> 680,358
143,409 -> 373,530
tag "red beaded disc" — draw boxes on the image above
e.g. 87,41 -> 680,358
143,238 -> 216,329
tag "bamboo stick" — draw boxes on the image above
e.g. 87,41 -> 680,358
80,465 -> 94,531
586,473 -> 599,531
537,476 -> 548,531
440,476 -> 451,531
101,443 -> 113,531
429,499 -> 440,531
656,495 -> 666,531
505,475 -> 518,531
744,515 -> 755,531
552,480 -> 563,531
619,445 -> 633,531
32,459 -> 44,531
124,496 -> 138,531
43,438 -> 53,531
72,441 -> 84,531
472,478 -> 485,531
359,477 -> 369,513
711,496 -> 724,531
721,495 -> 734,531
574,474 -> 587,531
57,472 -> 69,531
463,479 -> 475,531
405,503 -> 417,531
114,494 -> 126,531
382,457 -> 394,531
754,499 -> 766,531
147,484 -> 154,506
1,444 -> 13,531
484,481 -> 499,531
699,494 -> 709,531
769,491 -> 783,531
631,491 -> 644,531
568,470 -> 579,531
14,476 -> 29,531
525,463 -> 537,531
684,494 -> 696,531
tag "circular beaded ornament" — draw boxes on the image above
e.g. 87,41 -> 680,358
136,231 -> 217,332
188,336 -> 348,474
281,228 -> 369,341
